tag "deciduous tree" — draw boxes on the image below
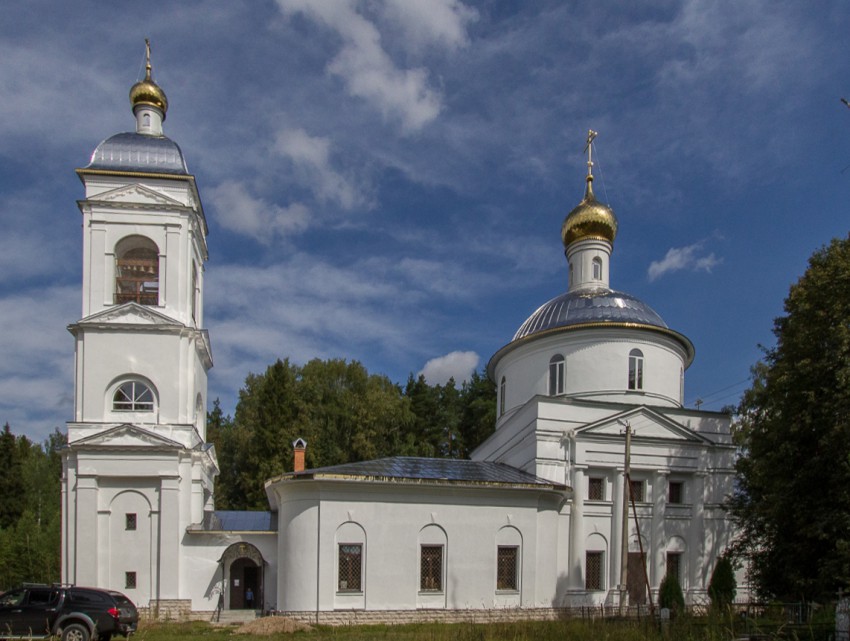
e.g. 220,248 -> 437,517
730,235 -> 850,601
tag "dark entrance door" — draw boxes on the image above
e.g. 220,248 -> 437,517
229,557 -> 262,610
627,552 -> 647,605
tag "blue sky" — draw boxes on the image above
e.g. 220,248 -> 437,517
2,1 -> 849,442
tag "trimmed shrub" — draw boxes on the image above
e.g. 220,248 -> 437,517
707,555 -> 737,609
659,573 -> 685,613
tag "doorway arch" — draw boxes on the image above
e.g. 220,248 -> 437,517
220,542 -> 265,611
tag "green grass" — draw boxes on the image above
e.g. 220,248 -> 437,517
131,615 -> 835,641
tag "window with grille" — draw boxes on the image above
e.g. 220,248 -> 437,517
338,544 -> 362,592
588,477 -> 604,501
496,546 -> 518,591
628,349 -> 644,390
420,545 -> 443,592
113,381 -> 155,412
116,245 -> 159,305
629,479 -> 645,503
549,355 -> 565,396
125,572 -> 137,589
125,513 -> 137,531
585,551 -> 604,590
666,552 -> 682,584
668,481 -> 684,504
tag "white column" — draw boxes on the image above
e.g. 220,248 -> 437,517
569,467 -> 586,590
158,476 -> 181,598
688,473 -> 707,595
650,471 -> 668,591
611,468 -> 624,594
75,475 -> 99,586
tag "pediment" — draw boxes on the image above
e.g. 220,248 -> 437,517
77,302 -> 183,327
94,183 -> 183,207
576,406 -> 710,444
71,424 -> 183,450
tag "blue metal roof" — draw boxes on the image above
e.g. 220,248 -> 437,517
86,132 -> 189,175
513,287 -> 668,341
287,456 -> 564,489
202,510 -> 277,531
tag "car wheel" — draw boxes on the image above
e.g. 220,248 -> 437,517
62,623 -> 90,641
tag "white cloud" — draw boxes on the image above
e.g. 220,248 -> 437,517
275,0 -> 458,133
419,350 -> 480,386
208,180 -> 310,242
380,0 -> 478,52
648,242 -> 722,282
274,128 -> 369,210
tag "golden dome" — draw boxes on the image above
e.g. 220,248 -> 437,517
129,40 -> 168,118
561,176 -> 618,247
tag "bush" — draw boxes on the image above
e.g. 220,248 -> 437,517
707,555 -> 737,609
658,573 -> 685,613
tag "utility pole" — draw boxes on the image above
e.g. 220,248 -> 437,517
619,420 -> 632,616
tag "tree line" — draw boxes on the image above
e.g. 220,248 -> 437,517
0,424 -> 64,589
207,358 -> 496,510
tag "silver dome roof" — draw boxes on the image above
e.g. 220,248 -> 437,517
86,132 -> 189,175
514,287 -> 668,341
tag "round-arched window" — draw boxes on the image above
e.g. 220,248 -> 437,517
113,381 -> 155,412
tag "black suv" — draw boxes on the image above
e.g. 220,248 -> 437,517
0,585 -> 138,641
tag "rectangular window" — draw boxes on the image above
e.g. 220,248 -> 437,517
125,513 -> 137,531
338,544 -> 362,592
496,546 -> 518,591
666,552 -> 682,584
585,551 -> 604,590
420,545 -> 443,592
668,481 -> 684,504
549,358 -> 565,396
628,352 -> 644,390
629,479 -> 645,503
125,572 -> 137,590
588,477 -> 604,501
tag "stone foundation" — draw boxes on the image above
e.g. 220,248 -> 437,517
276,607 -> 576,626
140,600 -> 193,621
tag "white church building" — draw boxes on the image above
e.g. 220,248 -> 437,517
61,48 -> 738,623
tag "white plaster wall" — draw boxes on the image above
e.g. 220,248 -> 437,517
181,533 -> 278,612
494,329 -> 688,418
74,330 -> 205,428
270,481 -> 568,612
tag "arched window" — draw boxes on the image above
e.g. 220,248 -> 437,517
115,236 -> 159,305
549,354 -> 565,396
592,257 -> 602,280
113,381 -> 155,412
628,349 -> 644,390
499,377 -> 506,417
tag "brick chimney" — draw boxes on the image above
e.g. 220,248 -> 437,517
292,438 -> 307,473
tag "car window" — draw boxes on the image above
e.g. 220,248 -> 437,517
0,590 -> 25,606
68,590 -> 108,605
27,589 -> 60,606
111,594 -> 134,608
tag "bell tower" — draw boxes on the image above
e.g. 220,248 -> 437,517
62,41 -> 217,615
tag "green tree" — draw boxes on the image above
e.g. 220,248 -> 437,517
0,423 -> 27,529
708,555 -> 737,610
457,370 -> 496,456
0,426 -> 63,590
730,235 -> 850,601
658,573 -> 685,613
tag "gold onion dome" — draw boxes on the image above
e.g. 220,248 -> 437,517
129,40 -> 168,118
561,175 -> 618,248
